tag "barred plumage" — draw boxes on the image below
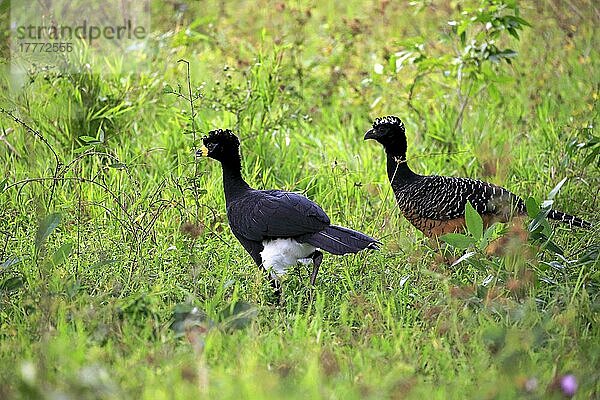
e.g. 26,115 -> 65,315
365,116 -> 592,237
546,209 -> 591,229
393,174 -> 524,226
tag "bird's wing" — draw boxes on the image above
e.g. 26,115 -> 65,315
398,176 -> 525,221
227,190 -> 331,241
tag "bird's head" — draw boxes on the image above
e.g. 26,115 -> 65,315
363,116 -> 407,155
197,128 -> 241,163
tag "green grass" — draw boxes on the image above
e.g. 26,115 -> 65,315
1,1 -> 599,398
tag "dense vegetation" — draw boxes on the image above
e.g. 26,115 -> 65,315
1,1 -> 598,398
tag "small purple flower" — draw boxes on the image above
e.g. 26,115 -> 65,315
560,374 -> 578,397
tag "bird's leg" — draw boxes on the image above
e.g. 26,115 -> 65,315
308,251 -> 323,304
309,250 -> 323,287
262,265 -> 282,303
270,275 -> 282,302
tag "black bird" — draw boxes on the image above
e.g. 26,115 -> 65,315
364,116 -> 592,237
197,129 -> 379,295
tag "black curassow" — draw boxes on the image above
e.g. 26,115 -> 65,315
197,129 -> 380,295
364,116 -> 592,238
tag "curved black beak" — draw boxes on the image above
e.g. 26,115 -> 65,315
364,128 -> 376,140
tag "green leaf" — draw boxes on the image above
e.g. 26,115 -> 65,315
440,233 -> 477,249
498,49 -> 517,59
1,257 -> 21,268
0,276 -> 24,292
220,301 -> 258,331
528,207 -> 551,234
0,178 -> 7,193
457,20 -> 468,38
35,213 -> 62,250
525,196 -> 540,218
163,84 -> 174,94
482,222 -> 501,244
547,177 -> 568,200
108,163 -> 127,169
509,15 -> 531,27
51,242 -> 73,266
73,144 -> 94,154
388,54 -> 396,72
531,231 -> 564,255
488,83 -> 500,102
465,202 -> 483,240
543,239 -> 564,256
79,135 -> 98,143
582,147 -> 599,167
188,15 -> 215,30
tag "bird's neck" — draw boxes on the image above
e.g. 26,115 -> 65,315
386,152 -> 417,184
221,156 -> 251,201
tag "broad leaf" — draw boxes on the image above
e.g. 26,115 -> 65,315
543,240 -> 564,256
51,242 -> 73,266
35,213 -> 62,250
526,196 -> 553,233
531,231 -> 564,256
528,206 -> 551,234
220,301 -> 258,331
79,135 -> 98,143
440,233 -> 477,249
465,202 -> 483,240
0,276 -> 24,292
525,196 -> 539,218
451,251 -> 476,267
547,177 -> 567,200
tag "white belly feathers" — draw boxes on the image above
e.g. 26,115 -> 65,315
260,238 -> 316,277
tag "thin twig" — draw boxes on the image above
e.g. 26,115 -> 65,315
177,59 -> 197,143
0,108 -> 60,165
177,59 -> 203,222
452,79 -> 475,137
1,107 -> 63,209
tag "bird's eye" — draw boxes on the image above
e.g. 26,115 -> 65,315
204,142 -> 216,151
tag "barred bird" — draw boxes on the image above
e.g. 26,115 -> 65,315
197,129 -> 380,297
364,116 -> 591,237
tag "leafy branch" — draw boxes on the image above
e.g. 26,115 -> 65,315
389,0 -> 530,136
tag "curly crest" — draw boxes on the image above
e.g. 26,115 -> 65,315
205,128 -> 238,141
372,116 -> 404,130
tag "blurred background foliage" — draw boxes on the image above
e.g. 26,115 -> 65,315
0,0 -> 598,399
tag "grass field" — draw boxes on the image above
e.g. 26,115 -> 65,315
1,1 -> 599,398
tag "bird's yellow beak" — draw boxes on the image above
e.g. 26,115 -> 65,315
199,145 -> 209,157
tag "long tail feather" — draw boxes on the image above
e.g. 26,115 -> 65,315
300,225 -> 380,255
547,209 -> 592,229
